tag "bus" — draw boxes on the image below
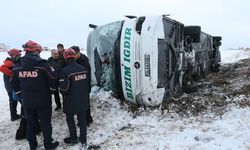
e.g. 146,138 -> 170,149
87,15 -> 222,107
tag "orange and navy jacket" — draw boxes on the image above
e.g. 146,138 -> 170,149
0,57 -> 14,76
0,58 -> 15,92
10,53 -> 57,109
59,61 -> 90,114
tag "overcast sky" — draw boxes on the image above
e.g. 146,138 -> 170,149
0,0 -> 249,50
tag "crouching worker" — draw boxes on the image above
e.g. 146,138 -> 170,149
10,40 -> 59,150
12,92 -> 41,140
59,48 -> 89,146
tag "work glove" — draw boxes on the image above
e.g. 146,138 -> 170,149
12,91 -> 22,102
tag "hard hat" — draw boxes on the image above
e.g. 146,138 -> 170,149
8,48 -> 22,56
22,40 -> 42,52
63,48 -> 76,59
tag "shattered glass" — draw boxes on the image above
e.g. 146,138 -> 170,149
90,21 -> 123,57
88,21 -> 123,91
100,62 -> 112,91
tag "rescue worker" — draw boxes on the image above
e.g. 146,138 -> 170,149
48,49 -> 65,110
59,48 -> 89,146
10,40 -> 59,150
0,49 -> 40,140
0,49 -> 21,121
71,46 -> 93,126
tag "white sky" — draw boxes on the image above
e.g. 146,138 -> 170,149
0,0 -> 249,50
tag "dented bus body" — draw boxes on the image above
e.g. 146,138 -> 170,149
87,15 -> 222,107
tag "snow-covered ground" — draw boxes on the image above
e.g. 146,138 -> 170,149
0,50 -> 250,150
221,49 -> 250,64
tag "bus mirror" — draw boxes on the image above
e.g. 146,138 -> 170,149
89,24 -> 98,29
125,15 -> 138,19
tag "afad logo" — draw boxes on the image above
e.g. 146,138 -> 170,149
19,70 -> 38,78
75,74 -> 86,81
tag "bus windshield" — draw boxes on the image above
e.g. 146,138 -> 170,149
87,21 -> 123,91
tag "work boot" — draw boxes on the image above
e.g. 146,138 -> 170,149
64,137 -> 79,144
45,141 -> 59,150
11,114 -> 21,121
80,138 -> 86,146
29,141 -> 38,150
15,129 -> 26,140
15,118 -> 27,140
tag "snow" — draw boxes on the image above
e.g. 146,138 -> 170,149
0,50 -> 250,150
221,49 -> 250,64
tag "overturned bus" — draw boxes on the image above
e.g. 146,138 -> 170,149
87,15 -> 222,107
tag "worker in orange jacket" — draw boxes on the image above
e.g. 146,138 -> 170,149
0,49 -> 22,121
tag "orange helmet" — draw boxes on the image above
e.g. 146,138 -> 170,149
22,40 -> 42,52
63,48 -> 76,59
8,48 -> 22,56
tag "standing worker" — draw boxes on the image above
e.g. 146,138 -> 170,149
48,49 -> 64,110
57,43 -> 65,59
71,46 -> 93,126
59,48 -> 89,146
0,49 -> 40,140
0,49 -> 21,121
10,40 -> 59,150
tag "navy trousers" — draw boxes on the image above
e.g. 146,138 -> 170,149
24,106 -> 53,147
53,89 -> 61,107
66,111 -> 87,144
7,91 -> 18,119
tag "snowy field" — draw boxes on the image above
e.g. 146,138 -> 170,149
221,49 -> 250,64
0,50 -> 250,150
